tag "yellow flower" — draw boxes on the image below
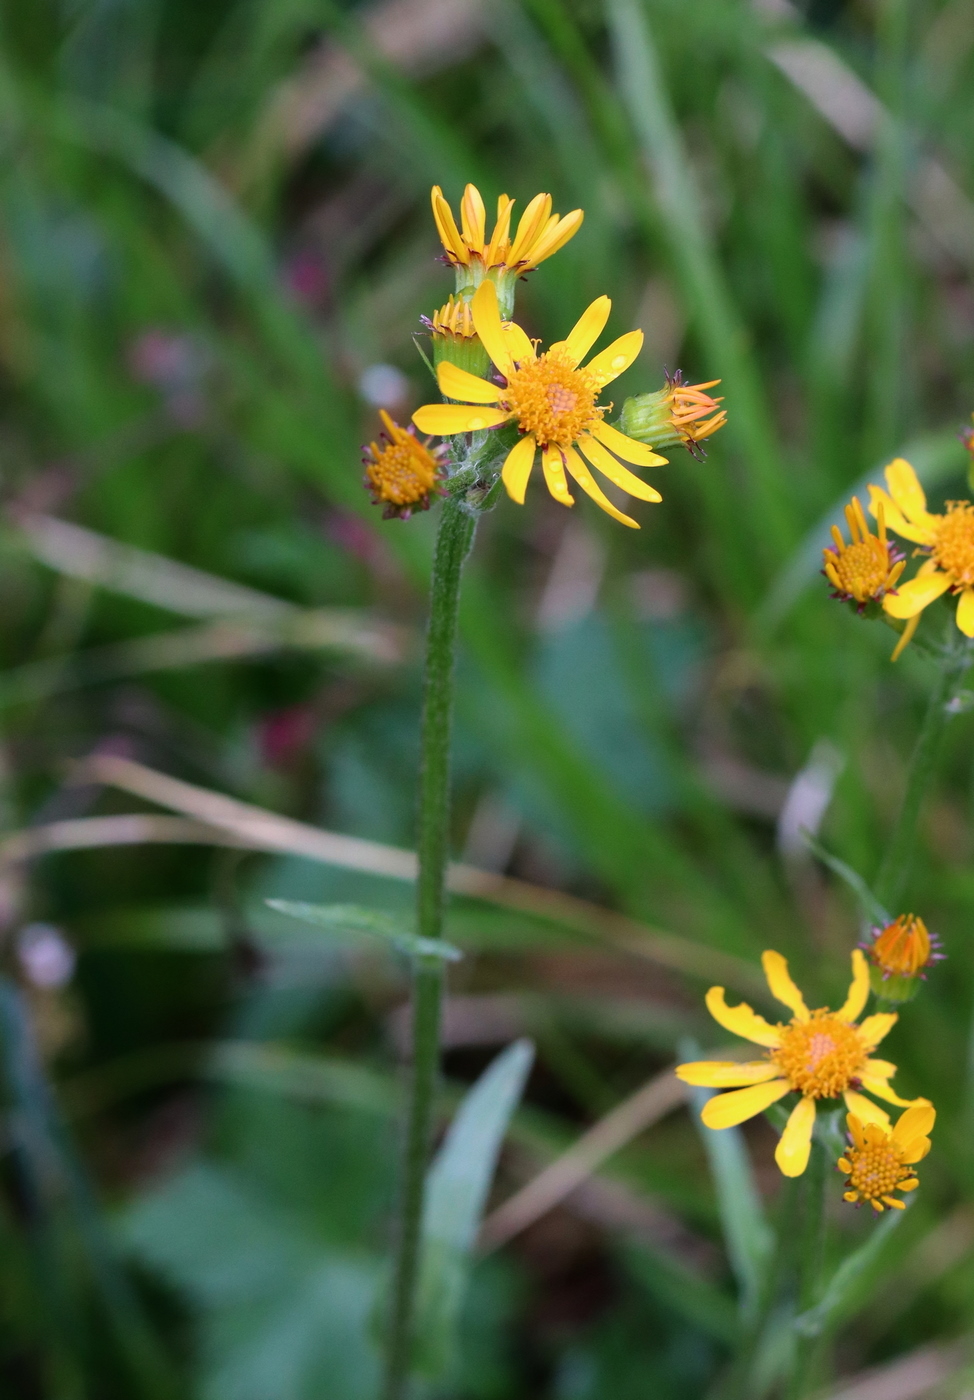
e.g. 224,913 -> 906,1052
861,913 -> 944,1003
618,371 -> 727,457
823,496 -> 905,611
363,411 -> 444,519
676,949 -> 929,1178
431,184 -> 583,278
869,457 -> 974,638
839,1105 -> 934,1212
412,281 -> 666,529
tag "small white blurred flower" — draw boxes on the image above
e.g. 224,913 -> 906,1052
17,923 -> 76,989
358,363 -> 410,410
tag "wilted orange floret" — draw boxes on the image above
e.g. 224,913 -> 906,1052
863,914 -> 943,980
363,411 -> 444,520
664,371 -> 727,454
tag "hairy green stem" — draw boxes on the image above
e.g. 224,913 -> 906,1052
382,492 -> 476,1400
785,1141 -> 828,1400
874,639 -> 965,910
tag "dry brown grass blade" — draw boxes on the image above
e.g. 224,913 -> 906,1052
41,753 -> 768,996
0,814 -> 246,864
478,1068 -> 687,1251
816,1341 -> 968,1400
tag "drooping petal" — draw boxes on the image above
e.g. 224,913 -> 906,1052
541,444 -> 575,507
412,404 -> 511,435
676,1060 -> 781,1088
705,987 -> 782,1047
885,458 -> 935,527
898,1177 -> 920,1191
700,1078 -> 791,1129
548,296 -> 611,368
436,361 -> 503,404
956,590 -> 974,637
594,420 -> 669,466
500,435 -> 536,504
891,1103 -> 936,1148
576,435 -> 663,501
867,486 -> 934,545
864,1058 -> 897,1079
761,951 -> 810,1021
843,1090 -> 890,1129
860,1076 -> 930,1110
900,1137 -> 932,1165
845,1113 -> 867,1149
857,1012 -> 898,1048
522,208 -> 584,268
836,948 -> 870,1023
584,330 -> 644,387
884,571 -> 952,619
470,281 -> 515,379
502,321 -> 536,364
563,445 -> 639,528
775,1097 -> 816,1177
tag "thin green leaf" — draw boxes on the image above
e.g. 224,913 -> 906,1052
795,1207 -> 904,1337
265,901 -> 463,963
413,1039 -> 535,1379
800,833 -> 890,927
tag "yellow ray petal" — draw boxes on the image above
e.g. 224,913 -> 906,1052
431,186 -> 467,264
705,987 -> 782,1047
412,404 -> 511,435
859,1076 -> 930,1109
470,281 -> 515,379
563,445 -> 639,528
523,208 -> 584,267
676,1060 -> 781,1087
857,1012 -> 898,1048
864,1059 -> 897,1079
892,1103 -> 936,1148
507,192 -> 551,264
577,435 -> 663,502
761,951 -> 810,1021
500,435 -> 536,504
594,420 -> 669,466
700,1079 -> 791,1129
836,948 -> 870,1023
460,184 -> 486,253
867,485 -> 934,545
775,1096 -> 816,1177
956,589 -> 974,637
900,1137 -> 932,1165
541,444 -> 574,507
585,330 -> 644,387
891,612 -> 921,662
885,457 -> 933,525
884,571 -> 952,618
843,1090 -> 890,1129
502,321 -> 536,364
548,297 -> 611,368
846,1113 -> 866,1149
436,361 -> 503,404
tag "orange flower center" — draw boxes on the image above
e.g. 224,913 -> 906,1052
365,440 -> 438,508
770,1011 -> 867,1099
932,502 -> 974,587
869,915 -> 931,977
828,537 -> 892,601
845,1140 -> 908,1202
501,351 -> 604,449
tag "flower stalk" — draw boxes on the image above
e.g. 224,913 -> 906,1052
381,489 -> 477,1400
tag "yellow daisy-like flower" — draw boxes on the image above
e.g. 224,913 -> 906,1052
412,281 -> 666,529
823,497 -> 905,611
676,949 -> 929,1178
839,1105 -> 934,1212
868,457 -> 974,638
431,184 -> 583,278
363,411 -> 444,520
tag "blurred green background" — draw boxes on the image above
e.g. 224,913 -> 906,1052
1,0 -> 974,1395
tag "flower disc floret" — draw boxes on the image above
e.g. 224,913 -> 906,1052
932,502 -> 974,586
839,1106 -> 934,1213
771,1011 -> 867,1099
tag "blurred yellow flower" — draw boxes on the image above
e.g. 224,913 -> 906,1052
676,949 -> 929,1178
869,458 -> 974,638
363,411 -> 444,519
412,281 -> 665,529
823,496 -> 905,610
431,184 -> 583,277
839,1105 -> 934,1212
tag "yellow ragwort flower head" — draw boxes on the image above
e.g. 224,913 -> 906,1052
861,913 -> 944,1003
412,281 -> 666,529
431,184 -> 583,285
427,295 -> 477,341
869,458 -> 974,640
619,371 -> 727,458
676,949 -> 929,1178
363,411 -> 445,520
823,496 -> 905,613
839,1105 -> 934,1213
